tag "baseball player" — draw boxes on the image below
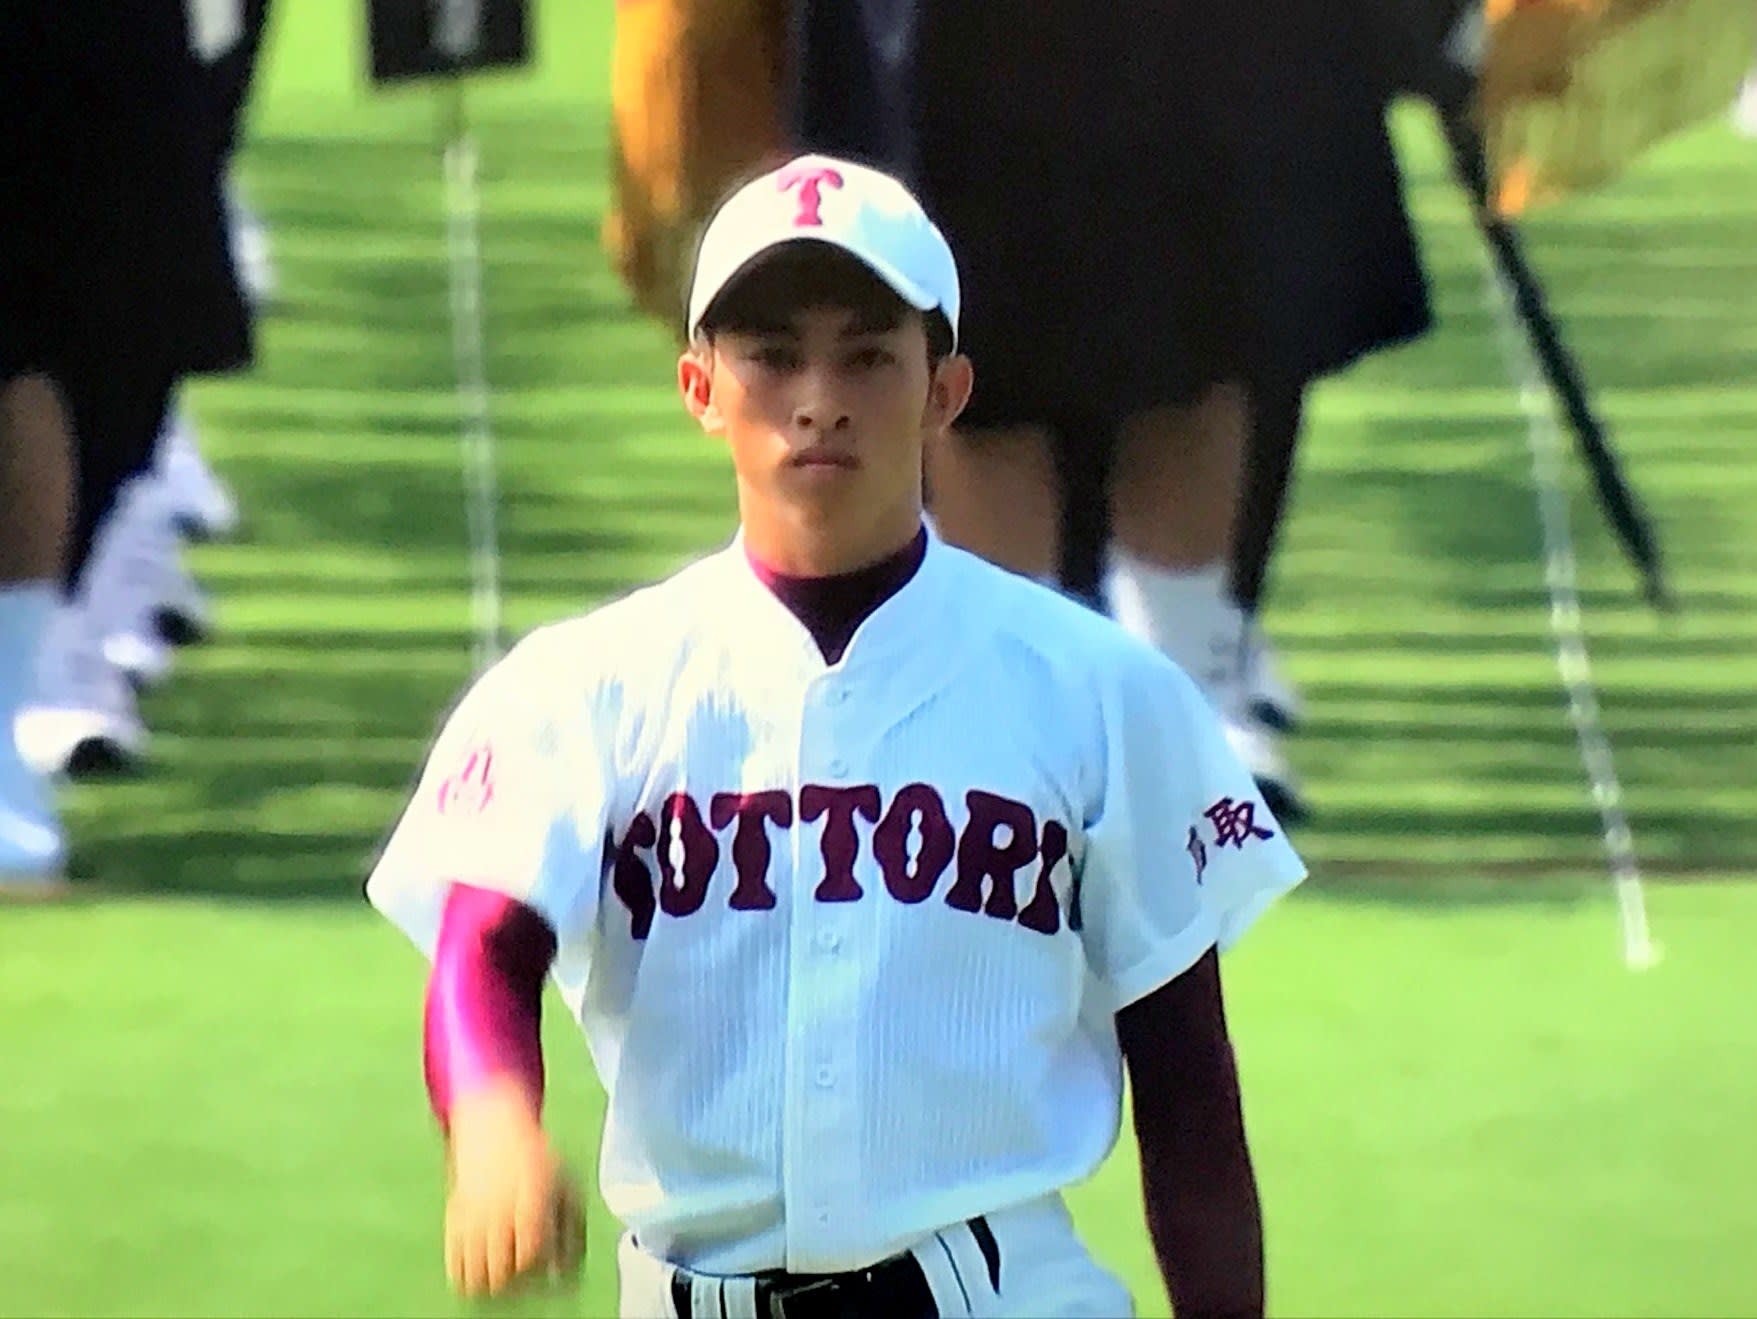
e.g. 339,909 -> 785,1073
368,155 -> 1306,1317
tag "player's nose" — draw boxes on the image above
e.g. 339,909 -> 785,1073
791,370 -> 852,433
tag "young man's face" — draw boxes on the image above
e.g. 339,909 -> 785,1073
680,294 -> 971,569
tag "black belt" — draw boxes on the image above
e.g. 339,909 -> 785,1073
668,1215 -> 1001,1319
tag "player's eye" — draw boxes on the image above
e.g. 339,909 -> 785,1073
749,345 -> 802,371
845,345 -> 895,370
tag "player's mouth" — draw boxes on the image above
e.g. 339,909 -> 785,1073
789,446 -> 860,470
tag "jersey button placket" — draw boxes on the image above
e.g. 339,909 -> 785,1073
788,676 -> 864,1267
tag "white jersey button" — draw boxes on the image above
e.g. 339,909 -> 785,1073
827,757 -> 849,777
815,930 -> 841,954
814,1066 -> 834,1088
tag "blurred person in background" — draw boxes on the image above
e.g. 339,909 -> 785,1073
0,373 -> 74,897
92,0 -> 276,696
789,1 -> 1438,823
3,0 -> 256,803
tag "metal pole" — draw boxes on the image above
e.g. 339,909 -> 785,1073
439,80 -> 504,672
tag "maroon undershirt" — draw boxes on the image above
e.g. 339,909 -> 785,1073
745,527 -> 928,664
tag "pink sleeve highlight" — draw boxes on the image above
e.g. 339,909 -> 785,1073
424,883 -> 558,1130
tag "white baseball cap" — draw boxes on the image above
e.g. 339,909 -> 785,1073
686,154 -> 960,349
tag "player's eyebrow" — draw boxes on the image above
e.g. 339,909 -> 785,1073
720,306 -> 901,338
729,321 -> 801,339
838,309 -> 904,337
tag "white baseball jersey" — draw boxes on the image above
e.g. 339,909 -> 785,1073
367,529 -> 1306,1280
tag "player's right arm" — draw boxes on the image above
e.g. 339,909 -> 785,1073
429,882 -> 581,1297
366,635 -> 608,1297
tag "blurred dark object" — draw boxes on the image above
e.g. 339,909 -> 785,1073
0,0 -> 251,380
790,0 -> 920,182
1361,0 -> 1478,111
1440,108 -> 1675,611
0,0 -> 254,584
210,0 -> 275,158
368,0 -> 532,85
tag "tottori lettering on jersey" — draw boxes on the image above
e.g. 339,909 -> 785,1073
367,532 -> 1306,1277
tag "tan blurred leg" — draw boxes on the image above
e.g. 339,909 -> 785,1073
0,373 -> 74,584
925,424 -> 1062,580
1108,381 -> 1248,570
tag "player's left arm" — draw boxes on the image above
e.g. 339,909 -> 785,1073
1116,947 -> 1263,1319
1076,644 -> 1302,1318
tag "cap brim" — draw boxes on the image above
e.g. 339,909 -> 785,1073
691,236 -> 941,339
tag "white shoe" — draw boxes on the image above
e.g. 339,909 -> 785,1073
103,629 -> 176,690
140,547 -> 212,650
85,476 -> 213,689
18,604 -> 148,778
1223,715 -> 1309,825
1244,623 -> 1302,733
156,409 -> 239,542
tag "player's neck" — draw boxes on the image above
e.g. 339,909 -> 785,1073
740,506 -> 924,579
745,526 -> 928,665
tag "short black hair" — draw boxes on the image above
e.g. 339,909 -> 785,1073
696,241 -> 954,365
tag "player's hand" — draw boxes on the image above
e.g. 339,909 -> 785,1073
442,1078 -> 585,1298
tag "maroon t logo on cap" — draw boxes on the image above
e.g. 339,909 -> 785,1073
778,165 -> 845,227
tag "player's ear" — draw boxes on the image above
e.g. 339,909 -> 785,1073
922,353 -> 974,438
678,346 -> 724,433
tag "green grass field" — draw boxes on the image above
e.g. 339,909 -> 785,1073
4,5 -> 1756,1315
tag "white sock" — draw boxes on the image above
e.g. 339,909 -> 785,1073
0,581 -> 58,798
1103,551 -> 1244,700
0,581 -> 56,717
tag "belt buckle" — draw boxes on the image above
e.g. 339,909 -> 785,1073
767,1273 -> 842,1319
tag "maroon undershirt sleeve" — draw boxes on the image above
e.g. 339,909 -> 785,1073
1116,948 -> 1265,1319
424,882 -> 558,1131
